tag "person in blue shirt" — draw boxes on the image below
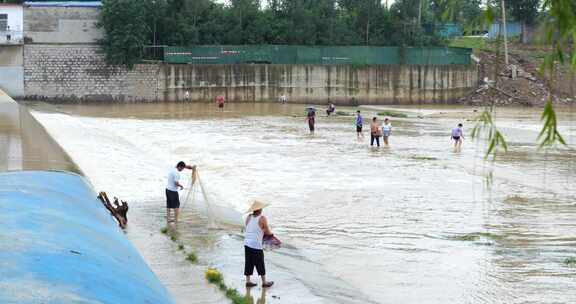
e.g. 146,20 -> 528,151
451,123 -> 464,151
355,110 -> 364,140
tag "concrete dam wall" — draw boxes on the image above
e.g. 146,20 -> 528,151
23,45 -> 478,104
163,64 -> 477,104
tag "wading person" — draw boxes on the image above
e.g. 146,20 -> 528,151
306,107 -> 316,134
451,123 -> 464,151
244,200 -> 274,288
370,117 -> 381,147
382,118 -> 392,146
279,94 -> 288,104
356,110 -> 364,140
216,95 -> 225,110
326,103 -> 335,116
166,161 -> 196,223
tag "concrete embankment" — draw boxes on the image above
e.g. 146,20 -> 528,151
0,89 -> 78,172
22,45 -> 478,104
0,89 -> 15,103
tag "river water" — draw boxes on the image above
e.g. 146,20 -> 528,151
25,102 -> 576,304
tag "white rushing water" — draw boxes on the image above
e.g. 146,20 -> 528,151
32,103 -> 576,304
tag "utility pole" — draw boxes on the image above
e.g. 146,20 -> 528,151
152,0 -> 157,46
501,0 -> 509,66
418,0 -> 423,27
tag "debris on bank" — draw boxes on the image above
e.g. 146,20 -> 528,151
460,48 -> 575,107
97,191 -> 128,229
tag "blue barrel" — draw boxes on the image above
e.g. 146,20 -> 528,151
0,171 -> 175,304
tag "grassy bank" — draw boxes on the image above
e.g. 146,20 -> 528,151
206,268 -> 250,304
449,37 -> 488,51
161,226 -> 245,303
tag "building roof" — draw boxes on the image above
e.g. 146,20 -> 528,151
24,1 -> 101,7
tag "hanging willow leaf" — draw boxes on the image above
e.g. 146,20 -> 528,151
538,100 -> 567,148
537,0 -> 575,148
472,109 -> 508,160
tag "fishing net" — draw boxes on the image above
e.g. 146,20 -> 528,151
181,168 -> 243,228
180,167 -> 282,250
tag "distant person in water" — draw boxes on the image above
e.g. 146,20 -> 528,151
451,123 -> 464,151
184,90 -> 190,101
382,118 -> 392,146
279,94 -> 288,104
326,103 -> 335,116
306,107 -> 316,134
216,95 -> 225,110
166,161 -> 196,223
244,200 -> 274,288
370,117 -> 381,147
356,110 -> 364,140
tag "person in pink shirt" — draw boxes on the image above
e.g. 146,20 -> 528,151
216,95 -> 225,110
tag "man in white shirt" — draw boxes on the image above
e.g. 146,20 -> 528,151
166,161 -> 196,223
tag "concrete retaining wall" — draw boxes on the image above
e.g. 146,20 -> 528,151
23,45 -> 478,104
162,64 -> 478,104
0,45 -> 24,97
24,45 -> 160,102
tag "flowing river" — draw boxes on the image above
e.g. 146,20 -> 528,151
21,102 -> 576,304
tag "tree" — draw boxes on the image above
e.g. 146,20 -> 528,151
507,0 -> 540,43
98,0 -> 150,68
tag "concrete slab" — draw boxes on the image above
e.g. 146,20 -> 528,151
0,89 -> 16,103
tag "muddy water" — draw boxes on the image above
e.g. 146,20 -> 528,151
0,102 -> 78,173
28,102 -> 576,304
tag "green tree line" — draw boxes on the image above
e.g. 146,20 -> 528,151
99,0 -> 481,66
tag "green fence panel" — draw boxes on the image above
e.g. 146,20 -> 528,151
158,45 -> 472,65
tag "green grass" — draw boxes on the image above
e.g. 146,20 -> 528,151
335,111 -> 354,116
564,257 -> 576,267
411,155 -> 438,161
161,226 -> 179,242
450,232 -> 503,242
448,37 -> 488,51
178,243 -> 185,251
451,234 -> 480,241
377,110 -> 408,118
205,268 -> 250,304
186,252 -> 198,263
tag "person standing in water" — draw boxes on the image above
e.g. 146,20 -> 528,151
326,103 -> 335,116
165,161 -> 196,223
451,123 -> 464,151
356,110 -> 364,140
279,94 -> 288,104
370,117 -> 381,147
306,107 -> 316,134
244,200 -> 274,288
216,95 -> 225,110
382,118 -> 392,146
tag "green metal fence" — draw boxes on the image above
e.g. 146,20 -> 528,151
153,45 -> 472,65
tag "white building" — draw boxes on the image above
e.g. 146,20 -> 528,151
0,3 -> 24,44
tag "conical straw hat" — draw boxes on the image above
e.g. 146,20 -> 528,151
246,200 -> 269,213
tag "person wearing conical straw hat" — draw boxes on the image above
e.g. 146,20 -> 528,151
244,200 -> 274,288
